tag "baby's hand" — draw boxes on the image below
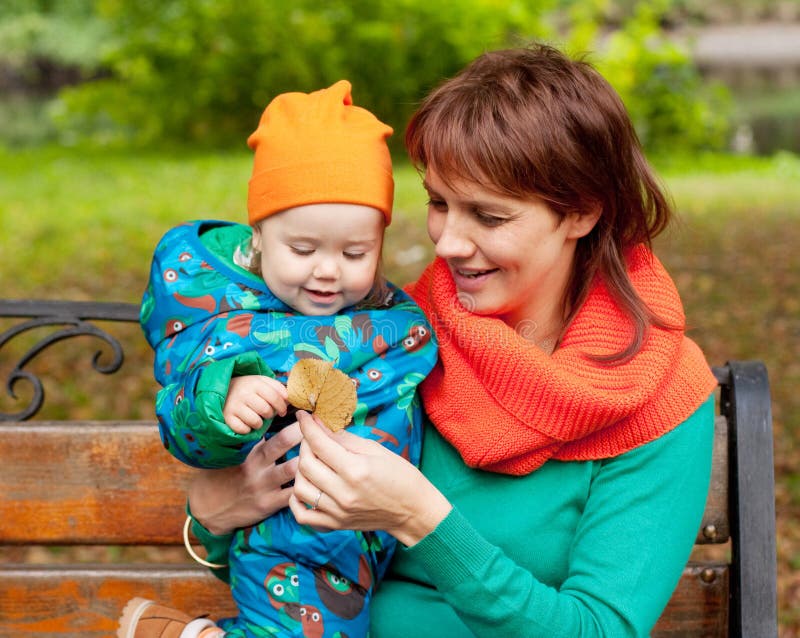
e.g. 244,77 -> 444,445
224,375 -> 289,434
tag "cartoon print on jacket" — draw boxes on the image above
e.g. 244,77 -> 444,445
141,221 -> 438,637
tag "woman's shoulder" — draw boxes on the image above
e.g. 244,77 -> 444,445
601,393 -> 715,474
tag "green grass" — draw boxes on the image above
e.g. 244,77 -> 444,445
1,147 -> 251,299
2,146 -> 799,299
1,146 -> 800,633
0,146 -> 435,300
656,151 -> 800,214
736,87 -> 800,120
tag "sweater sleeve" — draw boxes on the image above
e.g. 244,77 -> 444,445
398,396 -> 714,637
188,505 -> 233,584
141,222 -> 278,468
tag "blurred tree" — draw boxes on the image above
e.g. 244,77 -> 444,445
51,0 -> 549,149
585,0 -> 731,152
0,0 -> 106,90
1,0 -> 730,153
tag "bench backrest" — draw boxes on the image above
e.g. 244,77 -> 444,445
0,300 -> 778,637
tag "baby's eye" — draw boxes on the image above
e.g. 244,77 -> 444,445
343,251 -> 366,260
290,246 -> 314,256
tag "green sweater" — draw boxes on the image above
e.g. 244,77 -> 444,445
194,395 -> 714,637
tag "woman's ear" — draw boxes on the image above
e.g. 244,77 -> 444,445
565,203 -> 602,239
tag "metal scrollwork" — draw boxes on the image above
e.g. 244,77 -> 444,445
0,299 -> 140,421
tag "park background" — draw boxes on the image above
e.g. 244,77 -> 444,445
1,1 -> 799,634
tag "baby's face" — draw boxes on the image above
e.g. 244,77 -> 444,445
253,203 -> 384,316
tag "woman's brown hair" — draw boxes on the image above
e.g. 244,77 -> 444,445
405,43 -> 677,363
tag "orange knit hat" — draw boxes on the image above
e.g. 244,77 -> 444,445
247,80 -> 394,226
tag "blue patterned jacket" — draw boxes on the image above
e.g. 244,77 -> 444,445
140,220 -> 437,470
140,220 -> 438,633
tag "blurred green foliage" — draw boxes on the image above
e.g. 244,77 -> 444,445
50,0 -> 551,151
0,0 -> 105,73
590,1 -> 731,150
0,0 -> 731,154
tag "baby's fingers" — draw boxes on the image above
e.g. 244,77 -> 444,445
225,405 -> 265,434
256,382 -> 289,417
263,376 -> 289,399
226,414 -> 255,434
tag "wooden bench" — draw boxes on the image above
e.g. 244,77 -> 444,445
0,299 -> 779,637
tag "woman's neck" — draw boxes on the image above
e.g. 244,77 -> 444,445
502,299 -> 567,355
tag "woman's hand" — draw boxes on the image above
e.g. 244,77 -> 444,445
289,411 -> 452,547
188,422 -> 302,535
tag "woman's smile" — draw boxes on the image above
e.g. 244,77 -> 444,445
450,266 -> 499,292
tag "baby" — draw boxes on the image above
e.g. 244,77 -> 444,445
127,81 -> 438,638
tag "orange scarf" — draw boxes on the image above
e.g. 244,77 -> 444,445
406,246 -> 717,476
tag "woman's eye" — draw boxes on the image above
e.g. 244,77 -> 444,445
474,209 -> 505,226
426,198 -> 448,211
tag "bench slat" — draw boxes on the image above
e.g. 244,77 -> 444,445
0,563 -> 728,637
0,419 -> 730,546
653,565 -> 729,637
0,565 -> 236,637
0,422 -> 190,544
695,415 -> 729,544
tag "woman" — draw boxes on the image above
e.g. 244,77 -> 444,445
154,43 -> 717,637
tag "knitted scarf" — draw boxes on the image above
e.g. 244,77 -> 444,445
406,245 -> 717,476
